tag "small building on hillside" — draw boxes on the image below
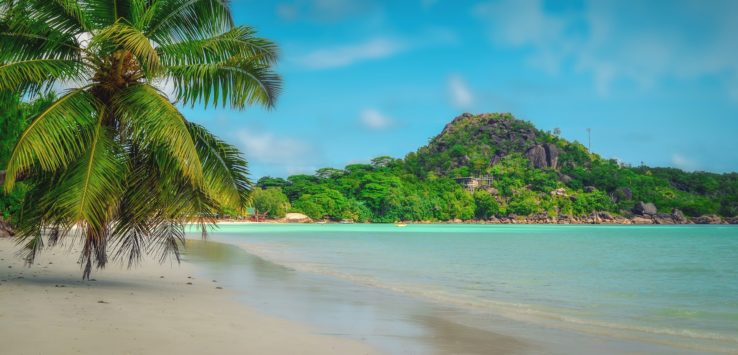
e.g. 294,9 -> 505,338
454,176 -> 494,192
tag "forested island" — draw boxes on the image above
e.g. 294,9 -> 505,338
251,113 -> 738,224
3,107 -> 737,228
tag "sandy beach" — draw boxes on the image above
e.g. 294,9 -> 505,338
0,237 -> 378,355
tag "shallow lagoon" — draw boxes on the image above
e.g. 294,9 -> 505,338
185,224 -> 738,354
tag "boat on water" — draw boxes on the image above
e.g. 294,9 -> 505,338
395,223 -> 407,227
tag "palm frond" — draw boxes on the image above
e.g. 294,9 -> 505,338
3,89 -> 98,191
111,148 -> 163,267
188,122 -> 251,210
82,0 -> 134,28
0,30 -> 82,63
13,0 -> 90,34
47,110 -> 126,229
0,58 -> 86,94
1,0 -> 280,279
93,21 -> 161,75
167,56 -> 281,109
144,0 -> 232,45
146,220 -> 186,264
158,26 -> 279,67
113,84 -> 203,185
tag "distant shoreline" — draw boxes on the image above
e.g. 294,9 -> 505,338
208,216 -> 737,226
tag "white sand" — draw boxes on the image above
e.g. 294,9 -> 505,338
0,238 -> 378,355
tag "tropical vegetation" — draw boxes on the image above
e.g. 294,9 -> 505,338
253,113 -> 737,222
0,0 -> 280,278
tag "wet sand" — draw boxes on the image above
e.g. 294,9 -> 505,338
2,235 -> 711,355
186,235 -> 717,355
0,237 -> 377,355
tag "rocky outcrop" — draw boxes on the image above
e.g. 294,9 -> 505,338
671,209 -> 687,223
633,202 -> 657,216
525,143 -> 559,169
726,216 -> 738,224
692,215 -> 724,224
631,216 -> 654,224
653,213 -> 675,224
612,187 -> 633,203
466,211 -> 705,225
424,113 -> 550,174
558,173 -> 572,184
525,145 -> 547,168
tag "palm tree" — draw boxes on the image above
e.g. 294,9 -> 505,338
0,0 -> 281,279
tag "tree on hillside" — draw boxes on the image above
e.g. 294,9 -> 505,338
0,0 -> 281,278
251,188 -> 290,219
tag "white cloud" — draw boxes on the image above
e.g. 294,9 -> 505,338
276,4 -> 299,20
473,0 -> 738,99
448,75 -> 474,108
236,129 -> 315,166
359,109 -> 393,130
672,153 -> 699,171
294,29 -> 456,70
296,38 -> 405,69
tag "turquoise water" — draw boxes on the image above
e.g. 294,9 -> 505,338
189,224 -> 738,352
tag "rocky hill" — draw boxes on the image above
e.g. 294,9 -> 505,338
253,112 -> 737,223
408,113 -> 588,177
404,113 -> 737,218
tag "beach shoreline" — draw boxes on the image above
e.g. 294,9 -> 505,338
0,237 -> 378,355
188,224 -> 738,355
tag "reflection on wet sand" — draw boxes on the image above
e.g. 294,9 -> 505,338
183,239 -> 533,354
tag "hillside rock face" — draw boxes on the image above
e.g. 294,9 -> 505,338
418,113 -> 562,175
671,209 -> 687,223
525,144 -> 559,169
692,215 -> 724,224
633,201 -> 657,215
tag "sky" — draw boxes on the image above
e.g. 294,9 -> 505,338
181,0 -> 738,178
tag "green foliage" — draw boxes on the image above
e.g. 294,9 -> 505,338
261,112 -> 735,222
473,191 -> 499,219
0,93 -> 55,224
0,0 -> 280,279
506,189 -> 541,216
251,187 -> 290,219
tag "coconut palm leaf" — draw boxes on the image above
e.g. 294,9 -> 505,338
158,26 -> 279,67
0,59 -> 86,94
0,27 -> 82,63
3,89 -> 98,190
144,0 -> 232,45
2,0 -> 280,279
93,22 -> 161,75
168,56 -> 281,109
188,122 -> 251,210
113,84 -> 203,184
11,0 -> 90,35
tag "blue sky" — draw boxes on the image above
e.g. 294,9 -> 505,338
182,0 -> 738,178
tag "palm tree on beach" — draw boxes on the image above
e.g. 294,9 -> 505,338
0,0 -> 281,279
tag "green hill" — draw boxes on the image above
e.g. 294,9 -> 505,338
255,113 -> 738,223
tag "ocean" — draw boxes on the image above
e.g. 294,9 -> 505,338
184,224 -> 738,354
